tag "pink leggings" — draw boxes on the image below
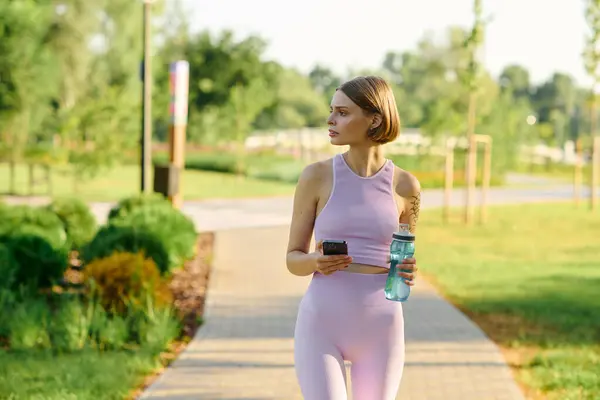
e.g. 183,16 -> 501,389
294,271 -> 405,400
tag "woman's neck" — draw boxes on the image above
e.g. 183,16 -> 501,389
343,145 -> 386,178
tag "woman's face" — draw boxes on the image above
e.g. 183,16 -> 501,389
327,90 -> 375,147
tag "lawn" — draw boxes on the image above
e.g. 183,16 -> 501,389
0,163 -> 296,202
0,349 -> 163,400
418,202 -> 600,400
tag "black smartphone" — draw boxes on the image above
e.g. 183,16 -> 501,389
322,240 -> 348,256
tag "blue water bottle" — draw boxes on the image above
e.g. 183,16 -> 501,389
384,223 -> 415,302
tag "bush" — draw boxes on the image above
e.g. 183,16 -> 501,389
0,233 -> 69,290
107,193 -> 171,222
108,204 -> 197,273
83,251 -> 173,315
8,296 -> 51,350
46,197 -> 98,250
81,225 -> 170,274
0,204 -> 67,250
0,243 -> 18,291
89,305 -> 129,350
134,306 -> 180,354
48,296 -> 92,352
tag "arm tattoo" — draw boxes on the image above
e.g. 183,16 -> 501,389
408,192 -> 421,233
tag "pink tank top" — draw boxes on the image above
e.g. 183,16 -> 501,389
314,153 -> 399,269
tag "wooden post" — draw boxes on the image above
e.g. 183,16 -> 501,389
480,136 -> 492,223
167,61 -> 189,209
46,165 -> 52,195
9,160 -> 15,195
465,93 -> 477,225
28,164 -> 34,196
574,138 -> 582,206
444,138 -> 454,223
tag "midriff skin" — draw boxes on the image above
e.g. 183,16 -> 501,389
342,263 -> 388,275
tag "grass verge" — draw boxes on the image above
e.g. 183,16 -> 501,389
0,163 -> 296,202
419,202 -> 600,400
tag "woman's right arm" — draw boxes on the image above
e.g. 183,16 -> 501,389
286,162 -> 352,276
286,163 -> 321,276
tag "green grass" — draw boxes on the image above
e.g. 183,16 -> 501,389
419,203 -> 600,399
0,163 -> 296,202
0,349 -> 161,399
514,162 -> 592,185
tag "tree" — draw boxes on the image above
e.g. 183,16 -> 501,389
583,0 -> 600,209
0,1 -> 57,162
255,66 -> 330,130
499,64 -> 531,100
462,0 -> 487,224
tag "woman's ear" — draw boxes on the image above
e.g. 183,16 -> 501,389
371,113 -> 383,130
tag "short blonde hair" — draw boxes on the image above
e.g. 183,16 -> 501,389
337,76 -> 401,144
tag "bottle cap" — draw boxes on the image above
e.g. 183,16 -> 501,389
393,223 -> 415,241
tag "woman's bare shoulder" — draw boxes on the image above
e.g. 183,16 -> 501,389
392,164 -> 421,199
297,157 -> 334,187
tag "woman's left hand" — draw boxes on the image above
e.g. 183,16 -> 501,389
398,257 -> 418,286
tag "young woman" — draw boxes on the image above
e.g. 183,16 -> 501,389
286,76 -> 420,400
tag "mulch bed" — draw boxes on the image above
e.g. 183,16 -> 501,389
168,231 -> 214,340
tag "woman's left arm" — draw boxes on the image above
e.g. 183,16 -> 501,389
396,172 -> 421,285
398,174 -> 421,234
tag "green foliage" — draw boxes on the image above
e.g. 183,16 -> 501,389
584,0 -> 600,83
153,150 -> 305,183
134,305 -> 180,355
8,295 -> 52,350
0,233 -> 69,290
108,205 -> 197,272
48,296 -> 93,352
81,224 -> 170,275
0,204 -> 68,250
88,306 -> 129,351
46,197 -> 98,250
83,251 -> 172,316
0,243 -> 18,291
107,193 -> 171,221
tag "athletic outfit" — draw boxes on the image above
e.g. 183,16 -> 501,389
293,153 -> 405,400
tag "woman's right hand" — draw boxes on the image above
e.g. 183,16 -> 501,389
313,240 -> 353,275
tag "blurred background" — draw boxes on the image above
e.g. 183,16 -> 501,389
0,0 -> 596,201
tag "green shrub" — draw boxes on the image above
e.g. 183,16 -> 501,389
0,243 -> 18,291
48,296 -> 92,352
80,225 -> 170,274
129,303 -> 180,354
109,204 -> 196,272
0,289 -> 16,338
0,233 -> 69,290
89,305 -> 129,350
107,193 -> 171,222
8,296 -> 51,350
46,197 -> 98,250
0,204 -> 67,249
82,251 -> 173,315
